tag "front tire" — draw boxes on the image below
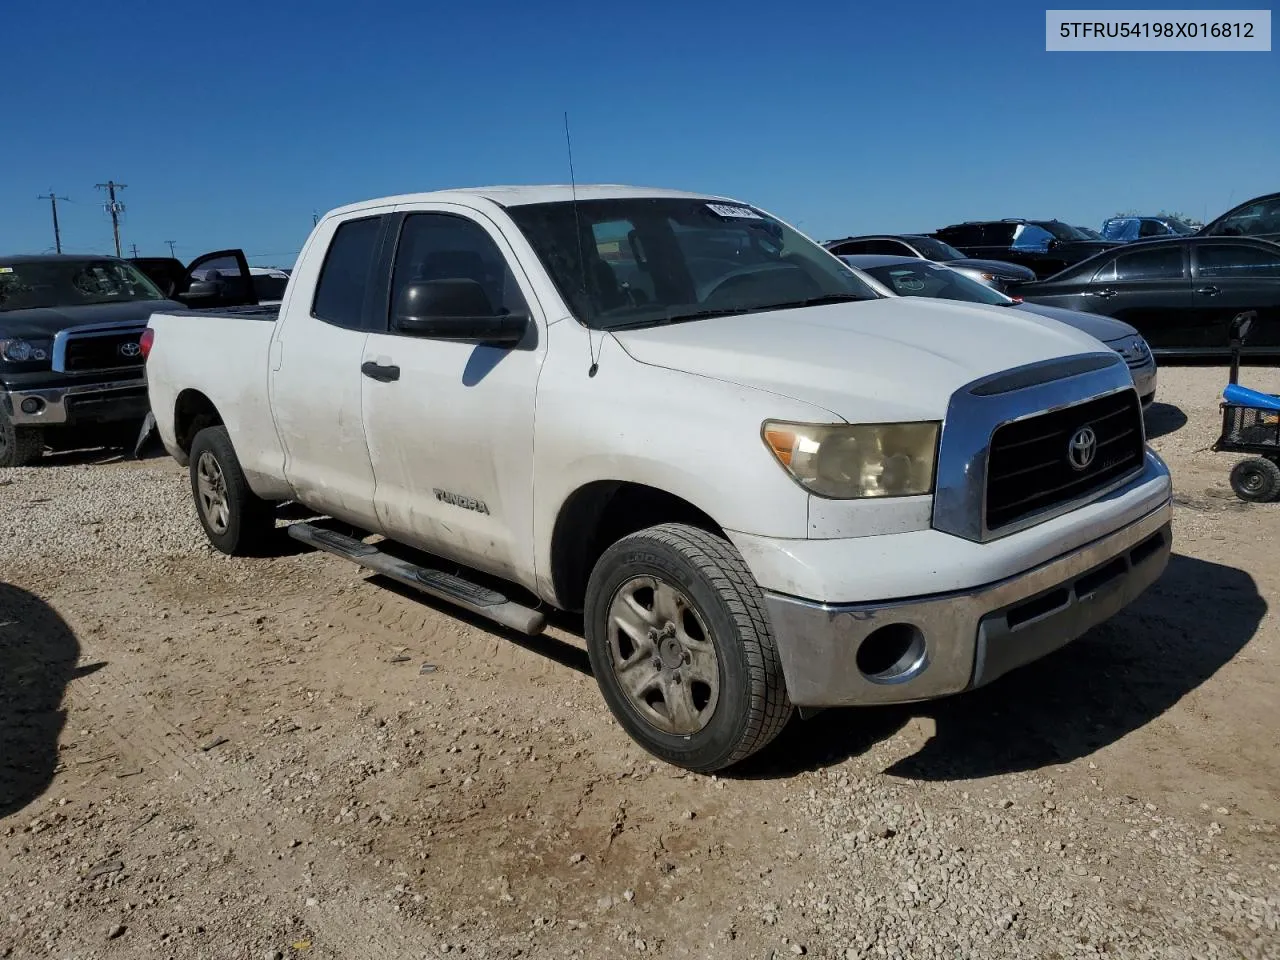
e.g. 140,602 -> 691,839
0,407 -> 42,468
1229,457 -> 1280,503
188,425 -> 275,554
584,523 -> 793,773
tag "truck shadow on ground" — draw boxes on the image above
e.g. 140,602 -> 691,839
736,553 -> 1264,780
1143,402 -> 1188,440
0,583 -> 104,820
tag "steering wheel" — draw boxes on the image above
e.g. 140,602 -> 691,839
701,263 -> 799,304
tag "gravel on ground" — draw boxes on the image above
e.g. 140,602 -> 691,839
1,364 -> 1277,959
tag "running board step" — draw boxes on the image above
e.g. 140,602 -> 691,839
287,522 -> 547,635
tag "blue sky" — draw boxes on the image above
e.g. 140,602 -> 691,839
2,0 -> 1275,266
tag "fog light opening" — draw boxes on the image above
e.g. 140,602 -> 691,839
856,623 -> 928,684
20,397 -> 44,415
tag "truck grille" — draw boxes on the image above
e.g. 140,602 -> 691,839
63,331 -> 146,371
985,389 -> 1144,532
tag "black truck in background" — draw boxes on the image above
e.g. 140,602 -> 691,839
0,249 -> 257,467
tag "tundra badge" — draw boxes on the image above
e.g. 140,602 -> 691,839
433,489 -> 490,515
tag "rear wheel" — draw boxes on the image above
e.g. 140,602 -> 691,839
0,407 -> 42,468
584,523 -> 792,773
188,425 -> 276,554
1229,457 -> 1280,503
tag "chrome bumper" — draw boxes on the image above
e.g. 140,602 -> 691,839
763,497 -> 1173,708
2,377 -> 148,426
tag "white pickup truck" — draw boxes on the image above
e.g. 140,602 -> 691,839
143,186 -> 1173,772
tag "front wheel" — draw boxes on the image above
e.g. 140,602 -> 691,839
188,425 -> 276,554
584,523 -> 793,773
1230,457 -> 1280,503
0,407 -> 42,468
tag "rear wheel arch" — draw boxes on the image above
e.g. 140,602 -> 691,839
173,390 -> 224,459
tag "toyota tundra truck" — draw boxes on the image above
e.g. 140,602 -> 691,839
0,249 -> 259,466
141,186 -> 1173,772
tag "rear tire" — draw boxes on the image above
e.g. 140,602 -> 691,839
584,522 -> 793,773
188,425 -> 276,554
0,407 -> 42,468
1229,457 -> 1280,503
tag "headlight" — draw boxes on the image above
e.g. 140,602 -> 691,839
0,338 -> 52,363
762,420 -> 940,499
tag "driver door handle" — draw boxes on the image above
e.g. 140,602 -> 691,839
1092,288 -> 1118,299
1196,285 -> 1220,297
361,360 -> 400,382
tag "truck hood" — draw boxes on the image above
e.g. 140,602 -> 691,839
1011,301 -> 1138,343
0,299 -> 185,339
611,297 -> 1110,422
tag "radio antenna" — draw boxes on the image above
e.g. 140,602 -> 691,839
565,111 -> 598,377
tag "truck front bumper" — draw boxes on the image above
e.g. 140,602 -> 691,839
749,455 -> 1173,708
2,377 -> 149,426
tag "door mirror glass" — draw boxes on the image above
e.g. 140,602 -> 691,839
394,279 -> 527,344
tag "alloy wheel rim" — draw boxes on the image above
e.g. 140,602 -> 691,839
605,576 -> 720,735
196,451 -> 231,534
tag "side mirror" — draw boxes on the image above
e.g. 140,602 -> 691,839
393,279 -> 528,345
177,279 -> 221,305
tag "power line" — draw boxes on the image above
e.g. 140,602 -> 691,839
37,191 -> 69,253
94,180 -> 127,258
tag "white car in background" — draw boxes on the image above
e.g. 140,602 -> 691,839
840,254 -> 1157,408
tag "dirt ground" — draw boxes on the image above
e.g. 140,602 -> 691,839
2,365 -> 1277,960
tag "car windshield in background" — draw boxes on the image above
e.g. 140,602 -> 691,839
1166,219 -> 1196,235
0,259 -> 165,311
906,236 -> 968,261
505,198 -> 880,331
859,261 -> 1012,307
1041,221 -> 1091,241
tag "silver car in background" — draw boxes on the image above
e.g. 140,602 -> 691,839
824,234 -> 1036,292
839,254 -> 1157,407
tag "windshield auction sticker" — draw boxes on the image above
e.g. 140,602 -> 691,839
705,203 -> 763,220
1046,9 -> 1271,50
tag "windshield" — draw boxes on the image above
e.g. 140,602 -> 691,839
859,261 -> 1013,306
0,259 -> 165,311
1075,226 -> 1103,240
505,198 -> 881,330
1166,218 -> 1196,235
905,236 -> 967,261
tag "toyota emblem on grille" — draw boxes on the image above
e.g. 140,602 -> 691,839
1067,426 -> 1097,471
118,341 -> 142,358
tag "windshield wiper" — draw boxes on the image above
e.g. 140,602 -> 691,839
747,293 -> 868,312
605,306 -> 753,330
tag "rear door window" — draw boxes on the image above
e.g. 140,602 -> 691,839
1195,243 -> 1280,278
312,216 -> 383,329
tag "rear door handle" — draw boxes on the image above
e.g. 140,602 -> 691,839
1092,288 -> 1118,299
361,360 -> 400,382
1196,285 -> 1220,296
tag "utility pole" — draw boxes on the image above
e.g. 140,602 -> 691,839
312,210 -> 319,226
95,180 -> 127,258
165,240 -> 177,258
37,191 -> 69,253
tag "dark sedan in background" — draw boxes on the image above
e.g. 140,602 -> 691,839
931,219 -> 1121,279
822,233 -> 1035,291
839,253 -> 1157,406
1014,236 -> 1280,357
